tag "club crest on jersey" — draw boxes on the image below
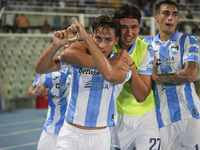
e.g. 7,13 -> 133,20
170,45 -> 179,55
84,80 -> 109,89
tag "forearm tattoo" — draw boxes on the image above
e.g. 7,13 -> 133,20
156,61 -> 199,83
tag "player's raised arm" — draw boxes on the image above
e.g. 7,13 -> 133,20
35,30 -> 73,74
67,17 -> 130,84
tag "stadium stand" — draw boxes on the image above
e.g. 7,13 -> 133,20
0,35 -> 54,109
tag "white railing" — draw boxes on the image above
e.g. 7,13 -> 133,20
0,11 -> 200,40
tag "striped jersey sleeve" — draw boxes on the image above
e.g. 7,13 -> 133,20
138,44 -> 154,75
33,74 -> 45,87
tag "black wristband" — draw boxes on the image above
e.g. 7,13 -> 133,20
129,61 -> 135,67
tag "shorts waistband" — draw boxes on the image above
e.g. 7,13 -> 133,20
65,121 -> 109,134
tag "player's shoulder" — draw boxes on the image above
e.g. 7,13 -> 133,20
135,38 -> 150,49
179,33 -> 198,43
142,36 -> 154,44
180,32 -> 196,39
138,37 -> 154,53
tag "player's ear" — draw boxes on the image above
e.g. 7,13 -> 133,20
154,14 -> 159,22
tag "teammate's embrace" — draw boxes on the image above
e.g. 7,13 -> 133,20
35,15 -> 134,150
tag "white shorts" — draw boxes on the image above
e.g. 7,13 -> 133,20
160,117 -> 200,150
111,108 -> 161,150
56,121 -> 111,150
37,130 -> 58,150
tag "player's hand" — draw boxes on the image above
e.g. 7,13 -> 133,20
152,54 -> 158,81
117,49 -> 134,68
67,18 -> 87,42
32,85 -> 49,96
53,29 -> 75,47
110,49 -> 130,72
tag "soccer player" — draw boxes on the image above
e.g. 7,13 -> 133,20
35,14 -> 133,150
28,69 -> 72,150
143,1 -> 200,149
110,5 -> 161,150
59,5 -> 158,150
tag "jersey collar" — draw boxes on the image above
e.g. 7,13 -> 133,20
154,30 -> 179,42
115,40 -> 136,55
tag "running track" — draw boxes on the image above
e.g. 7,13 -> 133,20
0,109 -> 47,150
0,109 -> 116,150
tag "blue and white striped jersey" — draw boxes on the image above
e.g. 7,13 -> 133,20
143,30 -> 200,128
61,54 -> 132,128
33,68 -> 72,134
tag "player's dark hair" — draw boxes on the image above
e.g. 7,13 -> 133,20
114,4 -> 141,24
92,14 -> 120,38
155,0 -> 179,13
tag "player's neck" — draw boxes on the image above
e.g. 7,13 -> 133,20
159,31 -> 175,42
118,42 -> 132,52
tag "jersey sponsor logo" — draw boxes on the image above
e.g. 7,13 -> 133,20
156,56 -> 175,68
50,93 -> 65,99
162,56 -> 175,63
84,80 -> 109,89
79,68 -> 101,76
50,90 -> 69,100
